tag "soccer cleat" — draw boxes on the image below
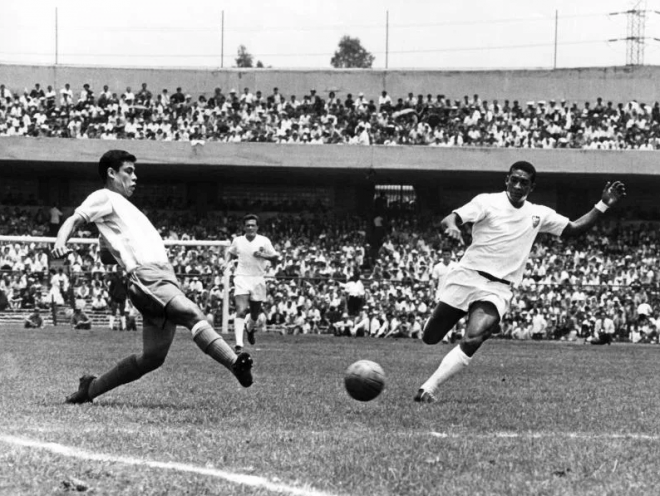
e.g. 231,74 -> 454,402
232,352 -> 254,388
413,388 -> 436,403
65,375 -> 96,404
234,345 -> 243,354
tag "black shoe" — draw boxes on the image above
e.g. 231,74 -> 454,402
65,375 -> 96,404
234,345 -> 243,354
232,352 -> 253,388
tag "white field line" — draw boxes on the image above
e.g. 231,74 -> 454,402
430,431 -> 660,441
0,434 -> 341,496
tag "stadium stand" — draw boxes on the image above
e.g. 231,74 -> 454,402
2,73 -> 660,343
0,199 -> 658,344
2,81 -> 660,149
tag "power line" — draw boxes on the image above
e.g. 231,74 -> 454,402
0,39 -> 613,60
0,11 -> 613,34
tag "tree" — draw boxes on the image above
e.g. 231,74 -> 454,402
235,45 -> 254,68
330,36 -> 375,68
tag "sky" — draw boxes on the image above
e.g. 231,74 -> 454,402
2,0 -> 660,70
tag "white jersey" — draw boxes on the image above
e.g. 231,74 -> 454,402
227,234 -> 275,277
432,261 -> 457,287
454,192 -> 568,285
75,189 -> 168,273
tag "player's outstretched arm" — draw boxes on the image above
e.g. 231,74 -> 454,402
562,181 -> 626,238
51,213 -> 85,259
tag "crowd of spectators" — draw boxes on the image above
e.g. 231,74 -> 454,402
4,81 -> 660,149
1,200 -> 660,345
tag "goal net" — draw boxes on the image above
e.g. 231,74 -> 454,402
0,235 -> 230,332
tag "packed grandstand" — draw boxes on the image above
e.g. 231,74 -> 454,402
1,80 -> 660,149
0,200 -> 658,344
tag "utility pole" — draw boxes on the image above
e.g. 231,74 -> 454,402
221,11 -> 225,68
553,10 -> 558,69
609,0 -> 660,66
385,11 -> 389,69
55,7 -> 59,65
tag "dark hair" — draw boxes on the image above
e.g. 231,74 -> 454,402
98,150 -> 136,182
509,161 -> 536,183
243,213 -> 259,225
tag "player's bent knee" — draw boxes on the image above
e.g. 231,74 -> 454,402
166,296 -> 205,326
422,316 -> 452,345
462,330 -> 491,354
139,351 -> 167,372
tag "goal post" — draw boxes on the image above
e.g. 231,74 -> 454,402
0,235 -> 231,332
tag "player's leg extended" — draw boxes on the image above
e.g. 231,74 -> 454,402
78,319 -> 176,402
233,294 -> 250,351
422,301 -> 466,345
165,294 -> 234,368
416,301 -> 498,402
166,294 -> 253,387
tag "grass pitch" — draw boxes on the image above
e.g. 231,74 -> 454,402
1,326 -> 660,496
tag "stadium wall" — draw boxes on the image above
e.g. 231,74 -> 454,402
2,64 -> 660,104
1,137 -> 660,218
2,137 -> 659,175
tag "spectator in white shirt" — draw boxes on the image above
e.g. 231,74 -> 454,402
122,87 -> 135,105
60,83 -> 73,107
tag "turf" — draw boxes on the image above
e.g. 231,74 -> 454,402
1,326 -> 659,496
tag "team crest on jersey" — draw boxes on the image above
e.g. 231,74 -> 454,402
532,215 -> 540,227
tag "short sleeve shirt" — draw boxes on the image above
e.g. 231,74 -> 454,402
227,234 -> 275,277
75,189 -> 168,273
454,192 -> 568,284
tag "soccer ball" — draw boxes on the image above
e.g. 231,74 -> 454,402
344,360 -> 385,402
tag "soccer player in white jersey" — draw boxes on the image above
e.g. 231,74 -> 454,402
431,248 -> 457,302
53,150 -> 253,404
225,214 -> 279,353
414,161 -> 626,403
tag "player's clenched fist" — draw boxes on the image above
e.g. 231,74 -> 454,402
51,244 -> 69,259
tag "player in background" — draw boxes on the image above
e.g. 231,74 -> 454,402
53,149 -> 253,404
225,214 -> 279,353
431,248 -> 457,302
415,161 -> 626,403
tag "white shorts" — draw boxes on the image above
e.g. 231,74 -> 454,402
234,275 -> 267,301
438,266 -> 513,319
